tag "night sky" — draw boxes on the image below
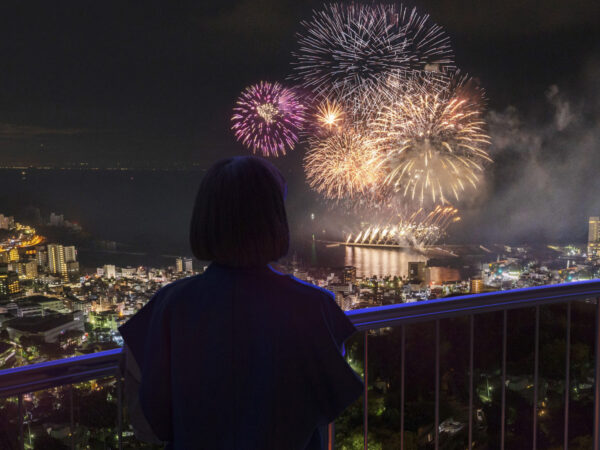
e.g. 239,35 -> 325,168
1,1 -> 600,244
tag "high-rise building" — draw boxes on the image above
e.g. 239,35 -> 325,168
588,217 -> 600,257
104,264 -> 117,279
175,257 -> 183,273
47,244 -> 68,280
183,257 -> 193,273
342,266 -> 357,284
64,246 -> 77,263
67,261 -> 80,279
14,260 -> 38,279
49,213 -> 65,227
0,214 -> 14,230
36,246 -> 48,269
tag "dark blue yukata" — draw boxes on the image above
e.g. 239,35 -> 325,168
119,263 -> 363,449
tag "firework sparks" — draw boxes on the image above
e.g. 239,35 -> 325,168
291,3 -> 454,100
231,81 -> 306,156
370,74 -> 492,205
304,131 -> 381,201
315,98 -> 344,129
346,205 -> 460,247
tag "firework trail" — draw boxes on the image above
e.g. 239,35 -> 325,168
370,73 -> 492,205
291,3 -> 454,100
231,81 -> 306,156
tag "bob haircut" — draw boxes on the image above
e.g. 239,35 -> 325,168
189,156 -> 289,267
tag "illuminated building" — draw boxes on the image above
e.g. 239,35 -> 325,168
408,261 -> 426,283
343,266 -> 357,284
64,246 -> 77,263
0,214 -> 14,230
470,277 -> 483,294
47,244 -> 68,280
14,260 -> 38,279
122,267 -> 136,278
0,271 -> 20,298
175,257 -> 183,273
67,261 -> 80,278
426,267 -> 461,286
183,257 -> 193,273
36,246 -> 48,269
588,217 -> 600,257
104,264 -> 117,279
8,248 -> 19,262
0,252 -> 8,264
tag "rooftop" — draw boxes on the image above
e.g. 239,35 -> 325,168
5,313 -> 75,333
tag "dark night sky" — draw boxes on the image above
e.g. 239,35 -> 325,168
1,1 -> 599,244
0,0 -> 597,165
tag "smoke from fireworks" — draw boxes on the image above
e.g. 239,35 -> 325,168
231,81 -> 306,157
291,3 -> 454,100
370,74 -> 492,205
304,131 -> 382,201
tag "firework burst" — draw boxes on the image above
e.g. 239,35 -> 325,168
231,81 -> 306,156
291,3 -> 454,100
370,74 -> 492,205
315,98 -> 345,130
304,130 -> 382,202
346,205 -> 460,247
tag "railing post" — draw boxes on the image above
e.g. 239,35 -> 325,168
70,385 -> 75,450
594,297 -> 600,450
117,371 -> 123,450
468,315 -> 474,450
564,301 -> 571,450
18,393 -> 24,450
400,325 -> 405,450
533,306 -> 540,450
363,330 -> 368,450
501,310 -> 507,450
435,319 -> 440,450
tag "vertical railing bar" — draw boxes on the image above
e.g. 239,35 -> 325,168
364,330 -> 368,450
435,319 -> 440,450
564,301 -> 571,450
468,314 -> 474,450
501,309 -> 507,450
594,297 -> 600,450
328,423 -> 334,450
533,306 -> 540,450
18,393 -> 24,450
70,385 -> 75,450
117,371 -> 123,450
400,325 -> 405,450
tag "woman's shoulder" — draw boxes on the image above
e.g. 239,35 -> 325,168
271,269 -> 335,303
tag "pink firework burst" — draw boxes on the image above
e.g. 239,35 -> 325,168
231,81 -> 306,157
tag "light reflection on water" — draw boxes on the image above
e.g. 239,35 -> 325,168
344,245 -> 427,278
299,241 -> 428,278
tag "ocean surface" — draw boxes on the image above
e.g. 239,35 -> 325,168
0,168 -> 425,276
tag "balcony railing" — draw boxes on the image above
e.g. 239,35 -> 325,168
2,280 -> 600,449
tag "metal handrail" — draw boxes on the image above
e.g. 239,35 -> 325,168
2,280 -> 600,397
0,348 -> 122,397
348,279 -> 600,330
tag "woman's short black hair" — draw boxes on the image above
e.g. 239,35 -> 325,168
189,156 -> 289,267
